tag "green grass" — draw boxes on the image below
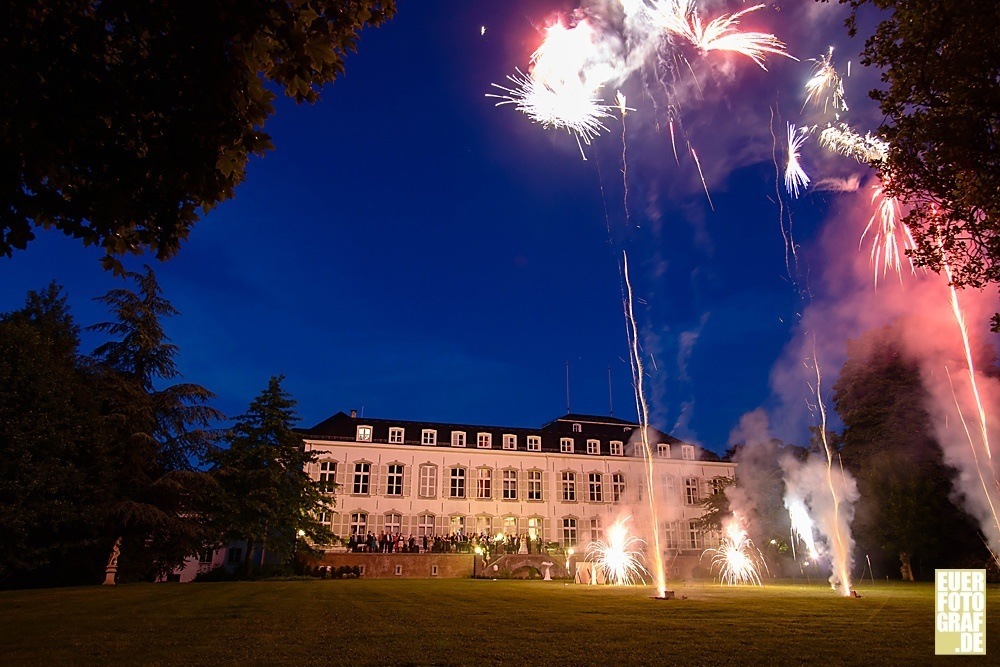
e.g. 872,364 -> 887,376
1,579 -> 995,665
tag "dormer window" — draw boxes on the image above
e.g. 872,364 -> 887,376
610,441 -> 623,456
560,438 -> 574,454
682,445 -> 695,460
503,434 -> 517,450
389,427 -> 404,444
572,423 -> 582,433
657,443 -> 670,458
527,436 -> 541,451
356,425 -> 373,442
422,429 -> 437,446
451,431 -> 466,447
586,439 -> 600,455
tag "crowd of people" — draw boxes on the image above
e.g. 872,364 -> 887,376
346,531 -> 549,555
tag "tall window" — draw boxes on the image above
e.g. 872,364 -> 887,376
588,473 -> 603,502
527,435 -> 541,451
357,425 -> 373,442
684,477 -> 700,506
418,464 -> 437,498
450,515 -> 466,534
612,473 -> 626,503
657,443 -> 670,458
687,520 -> 702,549
560,438 -> 574,454
503,469 -> 518,500
385,512 -> 401,534
318,510 -> 331,527
561,471 -> 576,502
477,432 -> 492,448
350,512 -> 368,536
450,467 -> 466,499
528,517 -> 542,540
503,434 -> 517,450
590,516 -> 602,542
528,470 -> 543,501
663,475 -> 678,504
562,518 -> 578,546
477,468 -> 492,499
503,516 -> 517,535
385,464 -> 403,496
682,444 -> 695,460
318,460 -> 336,493
352,462 -> 370,495
418,513 -> 435,536
610,441 -> 623,456
476,515 -> 493,535
389,427 -> 404,443
422,429 -> 437,445
586,439 -> 600,455
451,431 -> 466,447
664,521 -> 679,549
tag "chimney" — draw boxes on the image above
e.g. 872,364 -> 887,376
350,409 -> 357,419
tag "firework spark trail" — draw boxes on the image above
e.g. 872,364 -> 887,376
618,91 -> 632,225
819,124 -> 888,164
703,514 -> 767,586
654,2 -> 797,71
770,109 -> 802,289
784,122 -> 810,199
689,145 -> 714,210
803,47 -> 847,113
945,367 -> 1000,541
786,499 -> 819,561
586,515 -> 650,586
810,348 -> 852,596
861,184 -> 913,286
622,251 -> 668,597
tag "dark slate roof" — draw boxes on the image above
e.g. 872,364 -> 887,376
297,411 -> 719,461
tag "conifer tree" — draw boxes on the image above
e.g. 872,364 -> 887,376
210,376 -> 333,569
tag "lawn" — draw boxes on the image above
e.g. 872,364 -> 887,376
1,578 -> 994,665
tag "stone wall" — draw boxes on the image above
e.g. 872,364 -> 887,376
310,553 -> 474,579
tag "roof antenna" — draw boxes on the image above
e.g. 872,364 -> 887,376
565,360 -> 571,414
608,364 -> 614,417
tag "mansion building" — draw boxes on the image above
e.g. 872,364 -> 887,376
299,411 -> 735,566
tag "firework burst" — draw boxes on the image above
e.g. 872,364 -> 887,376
586,516 -> 649,586
804,47 -> 847,113
786,498 -> 820,561
703,514 -> 766,586
784,123 -> 811,198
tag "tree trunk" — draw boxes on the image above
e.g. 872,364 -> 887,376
899,552 -> 915,581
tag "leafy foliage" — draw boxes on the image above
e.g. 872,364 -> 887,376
833,323 -> 985,579
1,1 -> 396,269
210,376 -> 332,568
836,0 -> 1000,328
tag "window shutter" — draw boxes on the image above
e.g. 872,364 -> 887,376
517,469 -> 526,501
542,471 -> 550,502
373,513 -> 384,533
436,515 -> 447,535
371,464 -> 383,496
335,462 -> 346,491
490,467 -> 497,500
543,517 -> 551,543
402,464 -> 412,498
401,514 -> 411,534
518,516 -> 528,535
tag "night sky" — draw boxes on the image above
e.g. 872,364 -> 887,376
1,1 -> 898,453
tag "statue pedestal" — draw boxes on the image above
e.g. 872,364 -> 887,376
103,566 -> 118,586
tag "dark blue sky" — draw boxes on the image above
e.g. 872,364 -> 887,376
1,1 -> 884,453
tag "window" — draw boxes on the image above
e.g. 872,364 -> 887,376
682,444 -> 695,460
657,443 -> 670,458
588,473 -> 603,502
199,550 -> 214,564
350,512 -> 368,536
528,517 -> 543,540
418,513 -> 435,536
572,423 -> 582,433
711,477 -> 727,495
477,432 -> 492,448
610,441 -> 623,456
664,521 -> 679,549
227,547 -> 243,564
503,516 -> 517,535
450,515 -> 466,534
503,434 -> 517,450
561,471 -> 576,502
451,431 -> 466,447
684,477 -> 700,506
527,435 -> 541,451
318,460 -> 336,493
590,517 -> 602,542
357,425 -> 373,442
612,473 -> 626,503
587,439 -> 600,455
477,468 -> 492,499
385,512 -> 401,534
395,564 -> 403,576
385,464 -> 403,496
528,470 -> 543,501
431,565 -> 438,576
389,427 -> 404,444
422,429 -> 437,446
687,520 -> 702,549
418,464 -> 437,498
562,518 -> 578,546
560,438 -> 574,454
450,467 -> 466,499
353,462 -> 371,495
476,515 -> 493,534
318,510 -> 331,527
503,469 -> 518,500
663,475 -> 678,504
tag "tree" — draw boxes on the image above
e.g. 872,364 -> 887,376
209,376 -> 332,569
1,1 -> 396,270
835,0 -> 1000,329
0,285 -> 111,585
833,323 -> 985,579
90,267 -> 222,581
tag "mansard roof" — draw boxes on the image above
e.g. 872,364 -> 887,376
298,411 -> 719,462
